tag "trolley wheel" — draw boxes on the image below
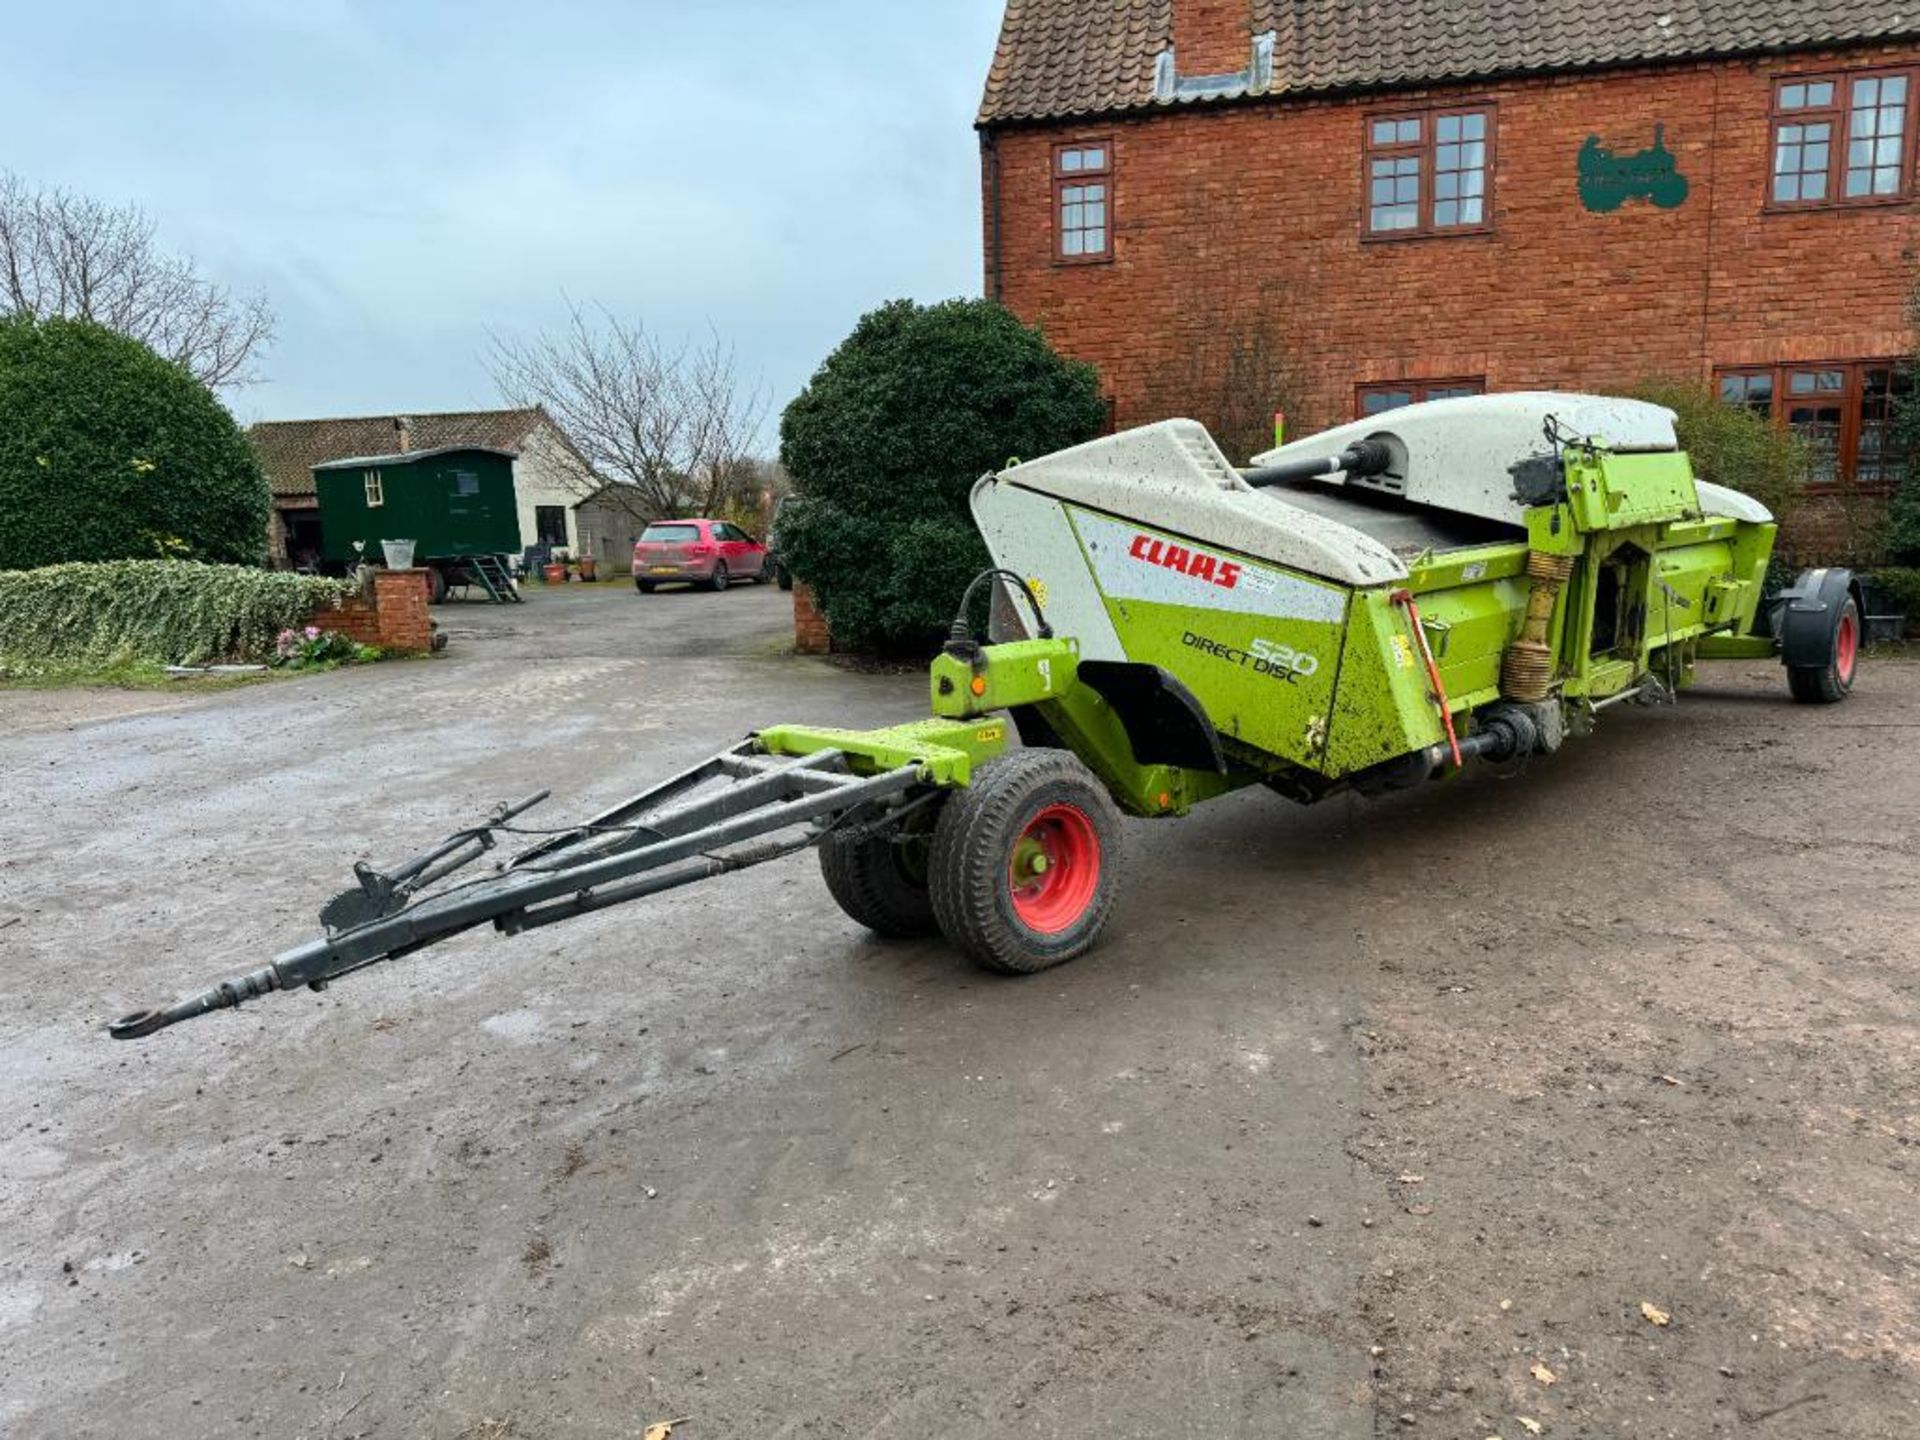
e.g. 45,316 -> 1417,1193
1788,594 -> 1860,704
635,579 -> 656,594
426,567 -> 448,603
818,801 -> 942,938
709,562 -> 729,593
929,749 -> 1122,974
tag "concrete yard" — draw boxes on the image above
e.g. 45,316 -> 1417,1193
3,582 -> 1917,1438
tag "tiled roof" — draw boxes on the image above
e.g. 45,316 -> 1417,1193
979,1 -> 1920,123
247,408 -> 546,498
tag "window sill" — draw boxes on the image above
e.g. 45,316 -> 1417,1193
1762,194 -> 1915,216
1360,225 -> 1495,245
1051,252 -> 1115,268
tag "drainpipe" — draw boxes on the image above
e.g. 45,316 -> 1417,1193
981,128 -> 1004,304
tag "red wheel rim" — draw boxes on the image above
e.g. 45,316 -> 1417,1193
1008,803 -> 1101,935
1836,610 -> 1858,684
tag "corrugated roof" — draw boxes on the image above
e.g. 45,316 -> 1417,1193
247,408 -> 545,498
310,446 -> 519,471
978,1 -> 1920,124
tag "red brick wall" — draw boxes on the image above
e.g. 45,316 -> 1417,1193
309,569 -> 435,655
984,43 -> 1920,557
1174,0 -> 1251,77
792,582 -> 832,654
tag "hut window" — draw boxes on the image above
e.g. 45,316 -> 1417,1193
363,469 -> 385,507
452,470 -> 480,496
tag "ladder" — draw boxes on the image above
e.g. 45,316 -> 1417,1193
470,554 -> 522,603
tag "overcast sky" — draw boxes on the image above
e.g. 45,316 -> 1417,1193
4,1 -> 1007,437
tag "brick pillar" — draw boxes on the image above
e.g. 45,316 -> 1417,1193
307,569 -> 436,655
792,582 -> 831,655
371,569 -> 434,654
1173,0 -> 1251,76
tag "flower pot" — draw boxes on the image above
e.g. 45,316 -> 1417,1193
542,563 -> 568,584
577,557 -> 599,581
381,539 -> 417,570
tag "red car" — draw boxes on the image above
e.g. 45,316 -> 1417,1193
632,519 -> 769,593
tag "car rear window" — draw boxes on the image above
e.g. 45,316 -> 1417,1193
641,524 -> 700,543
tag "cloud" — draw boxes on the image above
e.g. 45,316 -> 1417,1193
3,0 -> 1007,440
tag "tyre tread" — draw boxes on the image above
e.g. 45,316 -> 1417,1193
819,827 -> 937,937
1786,596 -> 1858,705
928,749 -> 1121,975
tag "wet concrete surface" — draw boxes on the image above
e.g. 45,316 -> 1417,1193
2,584 -> 1916,1438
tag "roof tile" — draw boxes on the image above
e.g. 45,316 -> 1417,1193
979,1 -> 1920,123
247,408 -> 546,498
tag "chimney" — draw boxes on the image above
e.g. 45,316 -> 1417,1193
393,415 -> 412,453
1173,0 -> 1252,78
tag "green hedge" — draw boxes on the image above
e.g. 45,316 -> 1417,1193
778,298 -> 1107,654
1630,379 -> 1809,525
1871,566 -> 1920,625
0,315 -> 269,571
0,560 -> 354,667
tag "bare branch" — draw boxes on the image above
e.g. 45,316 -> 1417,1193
0,171 -> 275,388
488,303 -> 769,524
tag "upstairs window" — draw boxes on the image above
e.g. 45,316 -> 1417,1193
1053,141 -> 1112,262
1366,108 -> 1492,236
1771,70 -> 1913,206
1357,378 -> 1485,418
1716,362 -> 1913,489
363,469 -> 384,507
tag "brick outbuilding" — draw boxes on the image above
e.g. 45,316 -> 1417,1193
977,1 -> 1920,560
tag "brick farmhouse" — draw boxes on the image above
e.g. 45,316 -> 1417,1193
977,1 -> 1920,558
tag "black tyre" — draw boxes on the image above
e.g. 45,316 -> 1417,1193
709,562 -> 729,593
426,567 -> 449,604
818,802 -> 942,938
776,564 -> 794,592
1788,594 -> 1860,704
635,578 -> 656,594
929,749 -> 1122,974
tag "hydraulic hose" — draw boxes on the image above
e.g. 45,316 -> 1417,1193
945,567 -> 1052,660
1391,589 -> 1461,768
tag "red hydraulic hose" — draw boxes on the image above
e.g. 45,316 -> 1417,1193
1390,589 -> 1462,768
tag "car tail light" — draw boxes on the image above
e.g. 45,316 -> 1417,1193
689,543 -> 714,556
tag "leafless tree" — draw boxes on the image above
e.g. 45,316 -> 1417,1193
488,302 -> 769,524
1142,312 -> 1302,463
0,171 -> 274,388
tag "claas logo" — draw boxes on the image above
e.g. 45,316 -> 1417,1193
1129,533 -> 1241,590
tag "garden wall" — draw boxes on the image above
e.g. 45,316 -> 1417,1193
311,568 -> 434,654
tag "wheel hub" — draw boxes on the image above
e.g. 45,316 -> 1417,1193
1008,804 -> 1100,935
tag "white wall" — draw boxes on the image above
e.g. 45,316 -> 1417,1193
511,422 -> 584,554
